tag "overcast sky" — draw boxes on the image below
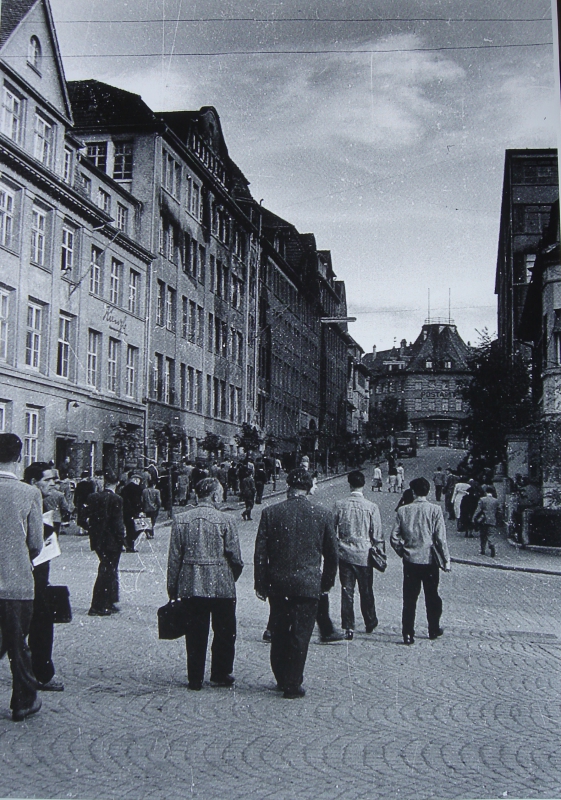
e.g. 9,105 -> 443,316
50,0 -> 560,351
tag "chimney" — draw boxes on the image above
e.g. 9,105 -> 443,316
372,345 -> 377,359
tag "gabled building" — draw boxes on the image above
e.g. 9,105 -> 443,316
68,80 -> 258,461
0,0 -> 153,473
365,320 -> 471,449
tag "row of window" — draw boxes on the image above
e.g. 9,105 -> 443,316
87,141 -> 133,181
412,399 -> 463,412
2,83 -> 56,168
0,184 -> 130,268
86,330 -> 138,397
90,247 -> 141,313
151,355 -> 243,422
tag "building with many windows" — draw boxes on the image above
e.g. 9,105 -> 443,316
68,81 -> 259,461
364,320 -> 471,449
495,149 -> 558,363
0,0 -> 153,472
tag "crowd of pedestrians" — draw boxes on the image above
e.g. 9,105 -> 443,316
3,429 -> 510,719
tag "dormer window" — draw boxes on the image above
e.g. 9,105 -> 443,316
425,360 -> 433,369
444,360 -> 452,370
28,37 -> 42,72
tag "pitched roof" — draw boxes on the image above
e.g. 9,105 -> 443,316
0,0 -> 38,48
68,79 -> 157,129
407,323 -> 470,371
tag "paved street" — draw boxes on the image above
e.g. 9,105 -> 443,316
1,448 -> 560,800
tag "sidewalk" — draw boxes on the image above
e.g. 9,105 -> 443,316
445,521 -> 561,576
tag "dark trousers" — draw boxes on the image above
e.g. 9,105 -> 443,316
124,519 -> 137,551
242,499 -> 254,519
267,592 -> 334,638
183,597 -> 236,685
91,550 -> 121,612
28,562 -> 55,685
402,561 -> 442,638
0,599 -> 38,711
269,596 -> 318,691
435,485 -> 443,502
339,560 -> 378,631
480,524 -> 497,555
255,482 -> 265,504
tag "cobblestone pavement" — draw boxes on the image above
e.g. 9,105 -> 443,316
1,451 -> 560,800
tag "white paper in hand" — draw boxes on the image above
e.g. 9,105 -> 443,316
32,532 -> 61,566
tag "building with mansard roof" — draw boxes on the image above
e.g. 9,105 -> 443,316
364,320 -> 472,449
0,0 -> 153,473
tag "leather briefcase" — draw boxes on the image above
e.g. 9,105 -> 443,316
45,585 -> 72,623
157,600 -> 186,639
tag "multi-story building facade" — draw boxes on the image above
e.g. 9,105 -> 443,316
346,338 -> 370,441
364,321 -> 471,449
68,81 -> 259,461
0,0 -> 153,473
496,149 -> 558,363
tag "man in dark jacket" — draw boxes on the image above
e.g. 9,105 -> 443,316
254,468 -> 338,699
87,469 -> 125,616
120,472 -> 144,552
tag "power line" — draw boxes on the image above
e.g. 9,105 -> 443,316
45,41 -> 553,58
50,17 -> 553,24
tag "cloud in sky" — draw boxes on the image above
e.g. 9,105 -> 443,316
51,0 -> 559,349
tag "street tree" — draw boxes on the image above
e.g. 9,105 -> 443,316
367,396 -> 408,441
461,331 -> 532,469
234,423 -> 262,456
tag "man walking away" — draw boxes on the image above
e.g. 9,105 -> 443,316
474,485 -> 503,557
390,477 -> 450,645
0,434 -> 44,721
334,470 -> 384,640
167,478 -> 243,690
433,467 -> 445,502
240,465 -> 256,520
120,472 -> 144,552
23,463 -> 65,692
254,468 -> 338,698
372,464 -> 383,492
87,469 -> 125,616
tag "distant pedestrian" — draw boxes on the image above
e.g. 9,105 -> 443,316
240,465 -> 256,521
372,464 -> 382,492
74,470 -> 95,532
120,472 -> 144,553
142,478 -> 162,534
254,468 -> 338,698
444,469 -> 457,520
167,478 -> 243,690
0,434 -> 44,722
473,485 -> 503,558
433,467 -> 445,502
23,462 -> 65,692
396,463 -> 405,493
86,469 -> 125,616
452,479 -> 470,529
254,461 -> 267,505
333,471 -> 383,640
390,477 -> 450,645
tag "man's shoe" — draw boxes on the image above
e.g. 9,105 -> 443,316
365,621 -> 379,634
187,681 -> 203,691
125,547 -> 137,553
12,697 -> 42,722
262,629 -> 272,642
429,628 -> 444,640
88,608 -> 112,617
490,546 -> 496,558
344,629 -> 354,641
320,631 -> 345,643
283,686 -> 305,699
210,675 -> 235,687
38,677 -> 64,692
403,634 -> 415,645
110,604 -> 120,614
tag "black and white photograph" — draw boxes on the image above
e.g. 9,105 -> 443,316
0,0 -> 560,798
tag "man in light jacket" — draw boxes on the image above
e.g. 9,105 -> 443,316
334,470 -> 384,640
390,476 -> 450,645
167,478 -> 243,691
0,434 -> 44,721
